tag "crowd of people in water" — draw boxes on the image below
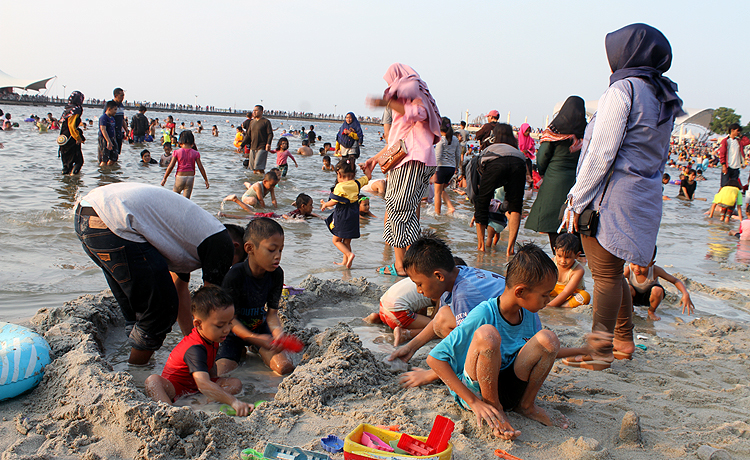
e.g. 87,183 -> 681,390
5,22 -> 750,442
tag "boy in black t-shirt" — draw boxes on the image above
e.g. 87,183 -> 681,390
217,218 -> 294,375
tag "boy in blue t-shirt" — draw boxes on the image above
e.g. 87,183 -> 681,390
98,100 -> 118,166
427,243 -> 585,441
389,235 -> 505,387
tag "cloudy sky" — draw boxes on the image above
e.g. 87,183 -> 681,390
2,0 -> 745,127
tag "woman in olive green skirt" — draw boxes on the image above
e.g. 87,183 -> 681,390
524,96 -> 587,248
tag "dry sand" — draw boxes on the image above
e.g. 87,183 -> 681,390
1,276 -> 749,460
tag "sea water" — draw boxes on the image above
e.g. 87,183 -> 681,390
2,106 -> 750,367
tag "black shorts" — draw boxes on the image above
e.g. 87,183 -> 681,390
197,229 -> 234,285
97,136 -> 118,163
434,166 -> 455,185
632,283 -> 663,306
216,322 -> 272,363
498,360 -> 528,411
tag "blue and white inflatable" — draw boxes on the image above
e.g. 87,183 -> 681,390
0,322 -> 52,401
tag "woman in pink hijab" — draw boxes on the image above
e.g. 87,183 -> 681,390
361,63 -> 441,276
518,122 -> 536,187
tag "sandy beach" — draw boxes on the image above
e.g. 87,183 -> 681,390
1,276 -> 748,460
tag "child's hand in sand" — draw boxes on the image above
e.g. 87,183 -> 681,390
389,344 -> 415,363
680,294 -> 695,315
469,400 -> 521,441
398,368 -> 438,388
231,399 -> 253,417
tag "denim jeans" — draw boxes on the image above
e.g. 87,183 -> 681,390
75,206 -> 178,351
133,135 -> 145,143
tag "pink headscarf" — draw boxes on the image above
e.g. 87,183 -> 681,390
383,63 -> 442,145
518,122 -> 536,160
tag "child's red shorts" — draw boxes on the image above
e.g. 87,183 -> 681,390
378,302 -> 416,329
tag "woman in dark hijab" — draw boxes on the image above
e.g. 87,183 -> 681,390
561,24 -> 685,371
335,112 -> 364,158
524,96 -> 587,248
59,91 -> 86,175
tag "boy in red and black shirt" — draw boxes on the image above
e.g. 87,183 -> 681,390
145,286 -> 252,416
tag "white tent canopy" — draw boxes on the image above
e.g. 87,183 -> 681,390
0,69 -> 54,91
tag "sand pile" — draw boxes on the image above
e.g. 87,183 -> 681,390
1,277 -> 749,459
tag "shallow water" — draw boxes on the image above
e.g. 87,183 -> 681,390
3,106 -> 750,402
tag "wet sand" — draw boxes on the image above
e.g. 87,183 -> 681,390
1,276 -> 749,460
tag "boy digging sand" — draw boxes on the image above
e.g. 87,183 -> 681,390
217,218 -> 294,375
427,243 -> 585,440
145,286 -> 251,415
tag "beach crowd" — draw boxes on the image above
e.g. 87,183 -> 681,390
5,22 -> 749,442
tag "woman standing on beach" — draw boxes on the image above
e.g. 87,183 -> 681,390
58,91 -> 86,175
361,63 -> 441,276
335,112 -> 364,158
525,96 -> 587,249
561,23 -> 685,370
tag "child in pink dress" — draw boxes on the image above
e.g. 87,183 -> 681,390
274,138 -> 298,177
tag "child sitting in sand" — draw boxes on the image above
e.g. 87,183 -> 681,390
322,155 -> 335,171
159,142 -> 173,167
358,196 -> 376,218
364,278 -> 435,346
224,171 -> 279,212
145,286 -> 251,415
427,243 -> 578,440
161,131 -> 209,199
546,233 -> 590,308
321,157 -> 371,268
707,179 -> 743,222
217,218 -> 295,376
624,247 -> 694,321
283,193 -> 321,220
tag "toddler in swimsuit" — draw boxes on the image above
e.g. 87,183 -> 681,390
547,233 -> 591,308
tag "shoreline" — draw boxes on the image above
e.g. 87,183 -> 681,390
0,99 -> 383,127
1,276 -> 749,460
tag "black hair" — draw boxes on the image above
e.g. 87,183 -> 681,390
191,285 -> 233,319
729,123 -> 741,132
224,223 -> 248,263
276,137 -> 289,150
663,173 -> 670,181
687,168 -> 696,175
322,155 -> 331,163
255,104 -> 264,112
294,193 -> 313,209
460,121 -> 466,127
113,88 -> 124,96
138,105 -> 146,112
246,112 -> 252,118
335,156 -> 357,177
323,142 -> 332,148
651,245 -> 658,262
453,256 -> 467,266
553,233 -> 580,255
105,100 -> 118,111
178,130 -> 195,146
310,125 -> 314,130
491,123 -> 518,149
505,243 -> 558,289
403,235 -> 455,275
244,217 -> 284,245
139,149 -> 150,158
264,170 -> 279,182
441,117 -> 454,145
302,139 -> 309,146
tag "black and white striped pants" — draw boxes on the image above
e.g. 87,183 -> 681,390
383,161 -> 436,248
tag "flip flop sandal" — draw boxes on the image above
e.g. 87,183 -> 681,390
613,350 -> 633,360
561,355 -> 612,371
377,264 -> 398,276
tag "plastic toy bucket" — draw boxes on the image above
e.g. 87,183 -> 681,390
343,424 -> 452,460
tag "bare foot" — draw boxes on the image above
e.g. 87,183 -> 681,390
491,410 -> 522,440
517,403 -> 569,429
243,181 -> 252,189
345,253 -> 355,269
612,338 -> 635,355
447,207 -> 455,214
648,310 -> 662,321
363,313 -> 381,324
506,246 -> 515,257
224,194 -> 237,201
394,326 -> 404,346
398,368 -> 439,388
477,243 -> 485,252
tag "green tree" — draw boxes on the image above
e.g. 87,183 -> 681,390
709,107 -> 741,134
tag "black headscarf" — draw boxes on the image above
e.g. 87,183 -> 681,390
60,91 -> 84,123
606,23 -> 685,126
549,96 -> 587,138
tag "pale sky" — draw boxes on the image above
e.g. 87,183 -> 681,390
2,0 -> 746,128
